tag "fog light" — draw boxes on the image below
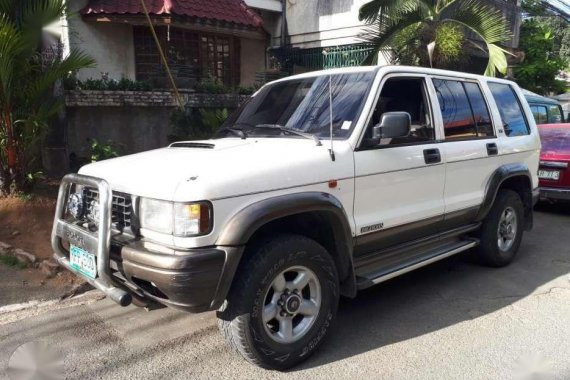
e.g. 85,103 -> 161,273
67,193 -> 84,219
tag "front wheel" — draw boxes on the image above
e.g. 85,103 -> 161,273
217,234 -> 339,370
475,189 -> 525,267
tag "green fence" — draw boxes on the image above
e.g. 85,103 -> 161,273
272,43 -> 375,73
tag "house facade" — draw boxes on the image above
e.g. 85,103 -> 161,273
64,0 -> 269,86
266,0 -> 522,74
62,0 -> 523,85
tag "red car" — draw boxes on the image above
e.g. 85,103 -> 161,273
538,123 -> 570,201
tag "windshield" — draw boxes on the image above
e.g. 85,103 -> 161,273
220,71 -> 376,139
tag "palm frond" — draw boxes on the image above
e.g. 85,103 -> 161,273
0,0 -> 16,16
484,43 -> 509,76
16,0 -> 67,59
435,0 -> 458,14
361,9 -> 426,64
441,0 -> 511,76
20,0 -> 66,29
23,49 -> 95,102
0,14 -> 22,105
358,0 -> 430,23
446,0 -> 510,44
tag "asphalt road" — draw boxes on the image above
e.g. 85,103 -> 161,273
1,206 -> 570,380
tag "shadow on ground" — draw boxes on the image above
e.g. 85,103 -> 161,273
291,207 -> 570,371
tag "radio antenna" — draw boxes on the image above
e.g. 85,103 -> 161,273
323,50 -> 335,162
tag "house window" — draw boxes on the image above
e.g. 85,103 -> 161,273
133,26 -> 240,87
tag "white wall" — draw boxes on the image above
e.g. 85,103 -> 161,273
278,0 -> 370,49
66,0 -> 136,81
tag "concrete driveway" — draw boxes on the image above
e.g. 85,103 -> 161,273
1,206 -> 570,379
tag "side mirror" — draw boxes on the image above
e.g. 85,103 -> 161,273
373,111 -> 411,140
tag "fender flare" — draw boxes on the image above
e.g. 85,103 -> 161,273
217,192 -> 352,246
214,192 -> 356,302
476,163 -> 533,224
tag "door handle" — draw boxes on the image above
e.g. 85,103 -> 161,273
423,148 -> 441,164
487,143 -> 498,156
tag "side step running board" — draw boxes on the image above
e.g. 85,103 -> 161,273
357,239 -> 478,289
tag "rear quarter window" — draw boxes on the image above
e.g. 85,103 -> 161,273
547,105 -> 563,123
488,83 -> 530,137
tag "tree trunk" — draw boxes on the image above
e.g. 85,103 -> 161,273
0,106 -> 18,194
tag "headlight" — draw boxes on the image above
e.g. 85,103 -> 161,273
139,198 -> 212,237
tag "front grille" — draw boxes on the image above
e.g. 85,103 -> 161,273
83,188 -> 133,230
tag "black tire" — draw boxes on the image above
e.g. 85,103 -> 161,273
475,189 -> 525,267
217,234 -> 339,370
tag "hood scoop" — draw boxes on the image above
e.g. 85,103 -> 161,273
169,142 -> 215,149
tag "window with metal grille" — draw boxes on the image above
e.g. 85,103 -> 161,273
133,26 -> 240,87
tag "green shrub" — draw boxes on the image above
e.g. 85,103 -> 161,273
64,73 -> 153,92
170,107 -> 229,141
89,139 -> 123,162
237,85 -> 258,95
194,77 -> 229,94
0,255 -> 27,269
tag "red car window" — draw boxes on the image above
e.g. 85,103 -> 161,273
539,125 -> 570,156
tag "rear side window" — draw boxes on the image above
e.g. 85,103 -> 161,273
548,105 -> 563,123
463,82 -> 494,137
488,83 -> 530,137
433,79 -> 494,140
530,105 -> 548,124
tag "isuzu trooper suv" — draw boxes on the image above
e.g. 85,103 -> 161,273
52,66 -> 540,369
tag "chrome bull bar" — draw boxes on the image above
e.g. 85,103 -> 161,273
51,173 -> 132,306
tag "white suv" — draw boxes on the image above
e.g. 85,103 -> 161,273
52,66 -> 540,369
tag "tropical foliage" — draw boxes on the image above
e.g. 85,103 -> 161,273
0,0 -> 95,194
89,139 -> 122,163
170,107 -> 229,141
514,19 -> 568,95
521,0 -> 570,62
358,0 -> 512,76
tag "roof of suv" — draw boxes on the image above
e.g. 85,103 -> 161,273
272,65 -> 516,85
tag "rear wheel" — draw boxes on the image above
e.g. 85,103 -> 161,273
217,234 -> 339,370
475,189 -> 524,267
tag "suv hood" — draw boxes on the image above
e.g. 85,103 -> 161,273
79,138 -> 353,201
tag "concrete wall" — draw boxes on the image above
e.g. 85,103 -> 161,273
66,106 -> 173,159
67,0 -> 136,81
240,38 -> 267,85
64,91 -> 249,164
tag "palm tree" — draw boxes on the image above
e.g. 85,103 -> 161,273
359,0 -> 512,76
0,0 -> 95,194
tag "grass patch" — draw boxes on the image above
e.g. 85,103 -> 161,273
16,192 -> 34,202
0,255 -> 27,269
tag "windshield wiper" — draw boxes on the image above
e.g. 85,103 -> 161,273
253,124 -> 322,146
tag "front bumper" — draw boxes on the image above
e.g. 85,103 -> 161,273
120,243 -> 242,312
539,187 -> 570,201
51,174 -> 243,312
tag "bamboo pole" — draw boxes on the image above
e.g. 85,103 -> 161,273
140,0 -> 184,109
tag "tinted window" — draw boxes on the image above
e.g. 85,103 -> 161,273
366,77 -> 434,145
548,105 -> 563,123
488,83 -> 529,137
463,82 -> 494,137
433,79 -> 493,140
221,71 -> 375,139
531,105 -> 548,124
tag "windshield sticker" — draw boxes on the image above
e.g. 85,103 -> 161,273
341,121 -> 352,130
